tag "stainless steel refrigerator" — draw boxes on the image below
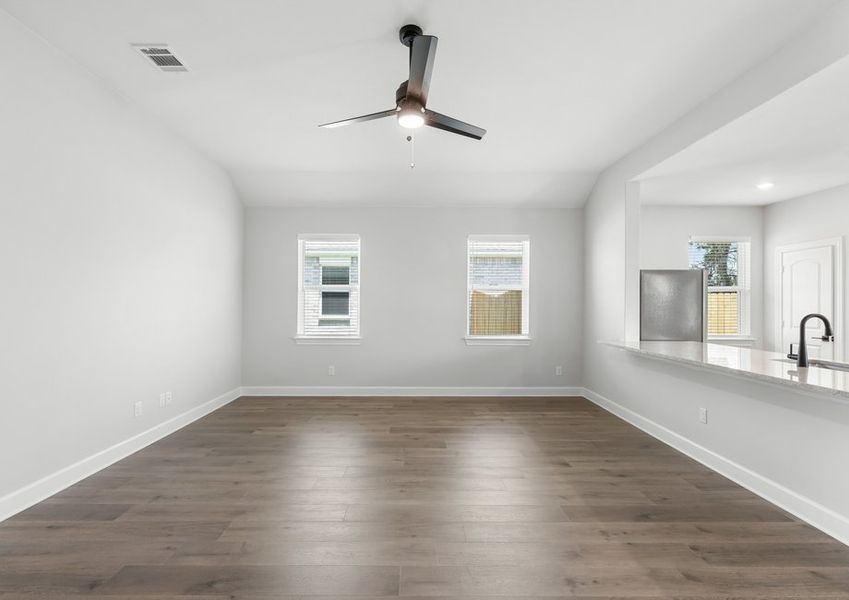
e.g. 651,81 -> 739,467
640,270 -> 707,342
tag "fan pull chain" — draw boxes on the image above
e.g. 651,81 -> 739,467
407,134 -> 415,169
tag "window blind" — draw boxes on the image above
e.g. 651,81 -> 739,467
298,236 -> 360,338
688,239 -> 750,337
467,236 -> 529,337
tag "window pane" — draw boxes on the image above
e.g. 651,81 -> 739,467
303,256 -> 321,285
468,241 -> 524,288
707,291 -> 739,335
469,290 -> 522,335
300,237 -> 360,337
469,255 -> 523,287
322,265 -> 350,285
688,242 -> 738,286
688,239 -> 750,337
318,319 -> 351,327
321,291 -> 349,315
467,238 -> 528,337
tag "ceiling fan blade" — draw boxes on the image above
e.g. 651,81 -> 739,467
407,35 -> 438,104
319,109 -> 396,129
424,110 -> 486,140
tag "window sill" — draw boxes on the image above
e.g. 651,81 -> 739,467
708,336 -> 757,348
293,336 -> 362,346
464,336 -> 531,346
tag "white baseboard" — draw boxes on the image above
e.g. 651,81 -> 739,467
0,387 -> 242,523
581,387 -> 849,546
240,386 -> 584,397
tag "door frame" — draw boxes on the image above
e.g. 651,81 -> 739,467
775,237 -> 844,361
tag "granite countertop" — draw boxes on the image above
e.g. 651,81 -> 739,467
602,340 -> 849,402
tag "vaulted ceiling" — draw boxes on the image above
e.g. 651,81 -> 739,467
639,55 -> 849,205
0,0 -> 838,206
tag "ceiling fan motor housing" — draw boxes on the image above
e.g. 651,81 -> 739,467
399,24 -> 423,47
395,81 -> 408,105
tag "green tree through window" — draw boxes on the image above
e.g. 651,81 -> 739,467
690,242 -> 738,286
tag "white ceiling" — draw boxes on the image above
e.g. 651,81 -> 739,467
0,0 -> 838,206
639,54 -> 849,206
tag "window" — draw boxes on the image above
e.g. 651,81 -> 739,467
297,235 -> 360,340
688,238 -> 751,338
466,235 -> 530,343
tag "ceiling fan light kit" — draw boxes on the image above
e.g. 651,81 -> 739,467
397,99 -> 425,129
319,24 -> 486,141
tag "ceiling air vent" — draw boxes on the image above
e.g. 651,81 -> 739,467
131,44 -> 188,72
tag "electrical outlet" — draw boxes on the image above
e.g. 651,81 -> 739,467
328,365 -> 335,376
158,393 -> 166,408
555,365 -> 563,376
699,407 -> 708,424
165,391 -> 172,406
134,401 -> 143,417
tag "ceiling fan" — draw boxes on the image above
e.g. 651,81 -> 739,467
319,24 -> 486,140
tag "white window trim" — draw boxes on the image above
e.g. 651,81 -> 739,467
689,235 -> 752,244
464,335 -> 531,346
296,233 -> 361,344
465,234 -> 530,345
708,336 -> 757,347
293,336 -> 362,345
689,236 -> 752,341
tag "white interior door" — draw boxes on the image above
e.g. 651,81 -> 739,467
780,243 -> 835,359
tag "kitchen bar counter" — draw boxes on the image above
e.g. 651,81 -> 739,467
602,340 -> 849,403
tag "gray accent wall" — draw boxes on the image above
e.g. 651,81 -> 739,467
242,206 -> 583,388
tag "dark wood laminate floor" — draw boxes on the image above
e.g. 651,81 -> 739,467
1,396 -> 848,598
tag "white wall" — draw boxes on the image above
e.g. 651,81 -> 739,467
764,184 -> 849,356
639,205 -> 765,344
0,13 -> 243,506
584,1 -> 849,544
587,181 -> 849,545
242,207 -> 582,391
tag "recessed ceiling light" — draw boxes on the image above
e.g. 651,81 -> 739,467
756,181 -> 775,191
